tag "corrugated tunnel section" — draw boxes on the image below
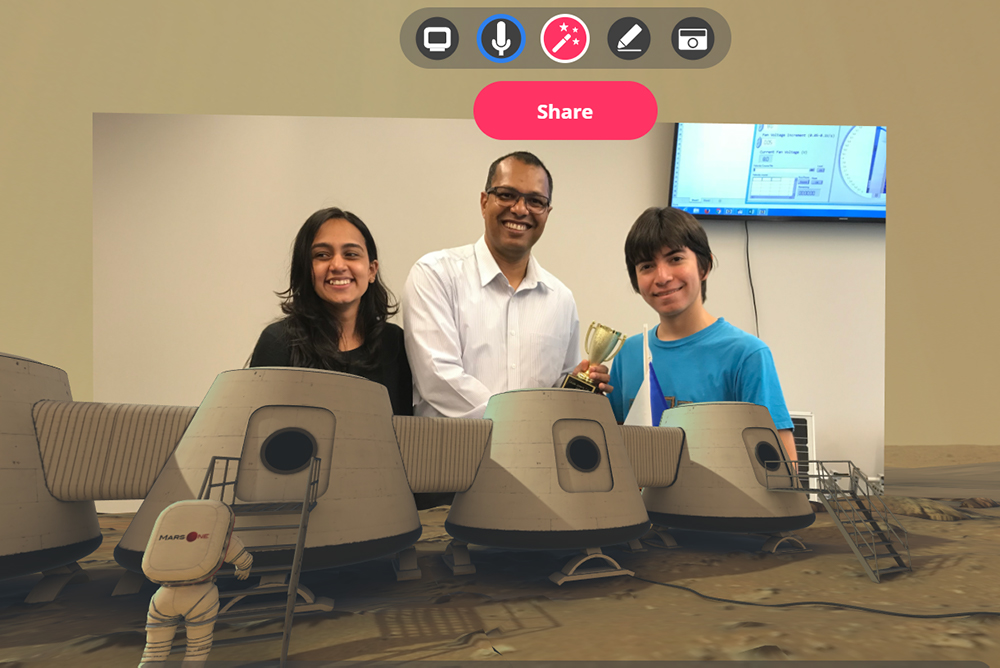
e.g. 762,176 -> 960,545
32,400 -> 197,501
393,416 -> 492,493
620,425 -> 685,488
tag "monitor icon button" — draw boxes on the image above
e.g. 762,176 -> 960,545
416,17 -> 459,60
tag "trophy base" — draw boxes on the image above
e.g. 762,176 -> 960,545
562,374 -> 600,393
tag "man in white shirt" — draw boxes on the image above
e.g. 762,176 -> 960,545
403,151 -> 610,419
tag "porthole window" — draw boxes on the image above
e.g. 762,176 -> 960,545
260,428 -> 316,474
755,441 -> 782,471
566,436 -> 601,472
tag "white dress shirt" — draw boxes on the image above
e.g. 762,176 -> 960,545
403,236 -> 580,419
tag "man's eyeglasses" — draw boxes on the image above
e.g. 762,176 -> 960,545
486,187 -> 551,214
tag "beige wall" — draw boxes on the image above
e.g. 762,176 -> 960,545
93,114 -> 884,474
3,1 -> 999,459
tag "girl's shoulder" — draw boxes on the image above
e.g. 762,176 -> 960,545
379,322 -> 406,349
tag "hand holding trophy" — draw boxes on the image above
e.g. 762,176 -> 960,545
562,322 -> 626,393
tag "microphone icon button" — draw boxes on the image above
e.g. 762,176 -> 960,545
477,14 -> 525,63
491,21 -> 511,56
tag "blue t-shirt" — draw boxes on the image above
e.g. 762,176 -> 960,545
607,318 -> 792,430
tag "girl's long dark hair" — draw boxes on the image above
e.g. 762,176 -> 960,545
278,207 -> 397,372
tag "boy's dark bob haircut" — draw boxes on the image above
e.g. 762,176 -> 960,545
624,206 -> 714,302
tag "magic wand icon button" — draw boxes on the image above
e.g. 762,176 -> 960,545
540,14 -> 590,64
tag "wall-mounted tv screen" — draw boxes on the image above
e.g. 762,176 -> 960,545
670,123 -> 886,221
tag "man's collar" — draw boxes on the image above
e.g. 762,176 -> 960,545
473,235 -> 551,291
473,236 -> 503,287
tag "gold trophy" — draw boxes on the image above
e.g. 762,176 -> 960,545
562,321 -> 626,393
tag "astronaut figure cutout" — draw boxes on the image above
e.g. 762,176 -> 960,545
138,500 -> 253,667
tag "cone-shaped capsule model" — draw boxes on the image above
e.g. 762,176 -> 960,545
0,353 -> 102,578
115,367 -> 421,573
444,388 -> 651,549
643,402 -> 815,533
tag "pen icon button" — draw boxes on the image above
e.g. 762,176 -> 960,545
608,17 -> 650,60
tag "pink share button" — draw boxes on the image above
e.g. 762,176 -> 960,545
474,81 -> 657,140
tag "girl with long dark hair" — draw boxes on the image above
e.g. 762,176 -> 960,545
249,207 -> 412,416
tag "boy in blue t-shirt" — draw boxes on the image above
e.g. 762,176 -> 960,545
607,206 -> 797,462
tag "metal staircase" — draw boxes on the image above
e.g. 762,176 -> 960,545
768,459 -> 911,583
194,454 -> 324,666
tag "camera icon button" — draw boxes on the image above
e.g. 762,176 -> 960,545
671,17 -> 714,60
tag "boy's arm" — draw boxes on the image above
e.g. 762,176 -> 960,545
779,428 -> 797,462
738,348 -> 796,461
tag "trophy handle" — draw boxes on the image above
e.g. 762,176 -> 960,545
583,321 -> 598,359
603,332 -> 627,363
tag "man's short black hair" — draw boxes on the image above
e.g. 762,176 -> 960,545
624,207 -> 714,302
485,151 -> 554,201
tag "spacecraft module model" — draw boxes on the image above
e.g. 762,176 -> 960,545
1,351 -> 197,601
115,367 -> 425,574
642,402 -> 815,533
0,353 -> 102,587
445,388 -> 665,550
6,351 -> 691,593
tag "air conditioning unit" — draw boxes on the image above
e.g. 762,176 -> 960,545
789,411 -> 818,502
